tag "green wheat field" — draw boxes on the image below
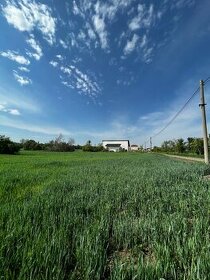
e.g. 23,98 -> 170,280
1,151 -> 210,279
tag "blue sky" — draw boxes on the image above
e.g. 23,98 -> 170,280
0,0 -> 210,146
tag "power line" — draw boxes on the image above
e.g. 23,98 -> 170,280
152,86 -> 200,138
142,77 -> 210,148
204,76 -> 210,84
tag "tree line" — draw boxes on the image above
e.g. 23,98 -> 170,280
0,134 -> 207,155
153,137 -> 204,155
0,134 -> 106,154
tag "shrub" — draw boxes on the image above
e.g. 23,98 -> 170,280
0,135 -> 21,154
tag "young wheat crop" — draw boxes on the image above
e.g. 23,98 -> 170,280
0,151 -> 210,279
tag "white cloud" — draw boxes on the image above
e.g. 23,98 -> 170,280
142,47 -> 153,63
8,109 -> 21,115
71,0 -> 133,51
95,0 -> 133,22
66,1 -> 134,52
18,66 -> 30,72
59,39 -> 68,49
0,104 -> 6,112
2,0 -> 56,45
171,0 -> 195,10
72,0 -> 81,16
91,0 -> 133,50
60,66 -> 72,75
61,81 -> 74,89
50,61 -> 58,67
0,86 -> 40,113
124,34 -> 139,55
86,24 -> 96,40
56,54 -> 63,61
60,64 -> 101,97
140,34 -> 147,48
0,50 -> 30,65
0,104 -> 21,116
129,4 -> 154,31
123,32 -> 153,62
13,71 -> 32,86
78,30 -> 86,41
26,35 -> 43,60
93,15 -> 108,49
0,116 -> 71,136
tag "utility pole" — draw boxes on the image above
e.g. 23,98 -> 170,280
150,137 -> 152,150
199,80 -> 209,164
144,142 -> 146,151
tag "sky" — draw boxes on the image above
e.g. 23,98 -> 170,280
1,0 -> 210,146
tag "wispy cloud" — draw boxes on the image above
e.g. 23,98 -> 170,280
0,86 -> 40,113
2,0 -> 56,44
26,35 -> 43,60
59,39 -> 68,49
60,64 -> 101,97
0,50 -> 30,65
72,0 -> 81,16
170,0 -> 195,10
0,116 -> 72,136
70,0 -> 133,51
60,66 -> 72,75
0,104 -> 21,116
92,14 -> 108,49
56,54 -> 64,61
50,61 -> 58,67
124,34 -> 139,55
18,66 -> 30,72
129,4 -> 155,31
142,46 -> 153,63
13,71 -> 32,86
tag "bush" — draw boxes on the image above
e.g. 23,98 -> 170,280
22,139 -> 43,150
82,144 -> 105,152
0,135 -> 21,154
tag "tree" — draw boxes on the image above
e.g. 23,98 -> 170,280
175,138 -> 186,153
187,137 -> 194,152
68,138 -> 75,146
23,139 -> 42,150
86,140 -> 91,146
161,140 -> 175,152
46,134 -> 75,152
0,135 -> 21,154
82,141 -> 105,152
191,138 -> 204,155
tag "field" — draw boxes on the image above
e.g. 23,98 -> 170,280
1,151 -> 210,280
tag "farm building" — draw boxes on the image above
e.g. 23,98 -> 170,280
102,140 -> 130,152
130,144 -> 139,151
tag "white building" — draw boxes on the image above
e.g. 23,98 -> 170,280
130,144 -> 139,151
102,140 -> 130,152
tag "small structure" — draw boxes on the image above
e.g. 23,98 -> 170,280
130,144 -> 139,151
102,140 -> 130,152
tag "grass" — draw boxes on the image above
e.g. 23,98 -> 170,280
162,151 -> 204,158
1,151 -> 210,279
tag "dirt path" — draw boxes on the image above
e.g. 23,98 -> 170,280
163,154 -> 204,163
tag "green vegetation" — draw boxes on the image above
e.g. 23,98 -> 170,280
20,134 -> 75,152
1,151 -> 210,279
0,135 -> 21,154
153,137 -> 204,155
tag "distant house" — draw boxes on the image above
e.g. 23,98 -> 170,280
130,144 -> 139,151
102,140 -> 130,152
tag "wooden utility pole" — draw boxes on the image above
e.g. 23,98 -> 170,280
199,80 -> 209,164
